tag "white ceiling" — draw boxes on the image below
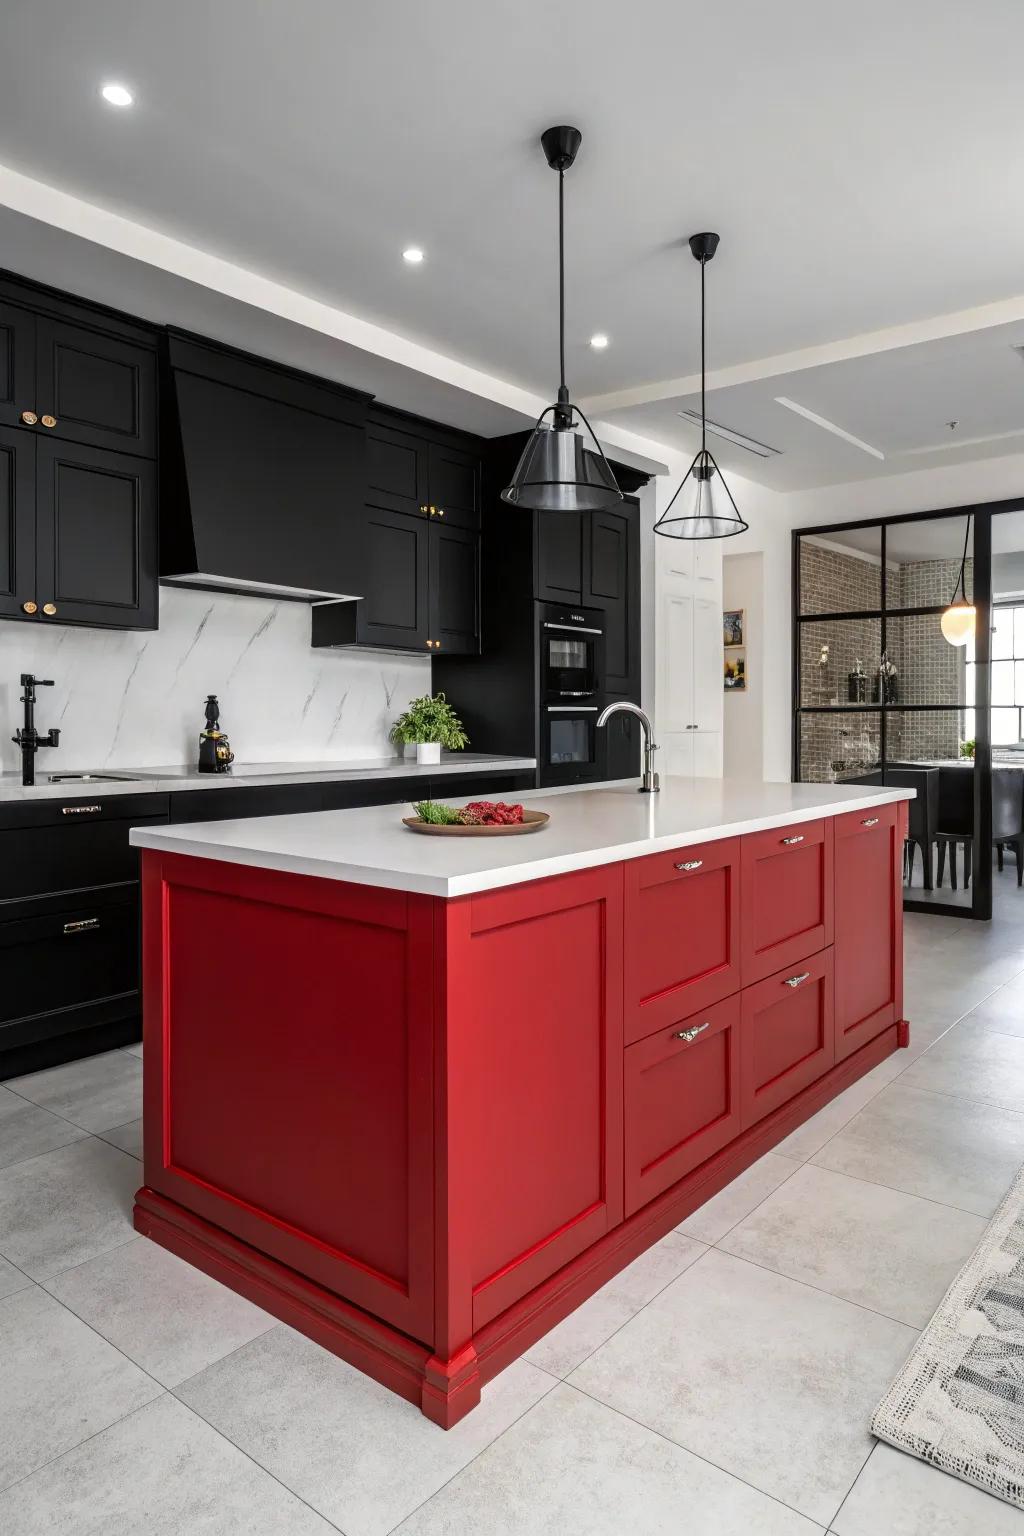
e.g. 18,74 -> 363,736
2,0 -> 1024,488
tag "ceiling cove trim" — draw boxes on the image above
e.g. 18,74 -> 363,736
0,161 -> 672,476
582,296 -> 1024,416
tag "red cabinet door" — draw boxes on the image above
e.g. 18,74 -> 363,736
740,819 -> 834,985
834,802 -> 902,1062
624,838 -> 740,1045
449,865 -> 625,1332
740,949 -> 835,1128
624,994 -> 741,1217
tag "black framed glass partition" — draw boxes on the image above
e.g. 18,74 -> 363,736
793,506 -> 998,919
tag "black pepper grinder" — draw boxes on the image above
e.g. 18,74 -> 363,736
197,695 -> 234,773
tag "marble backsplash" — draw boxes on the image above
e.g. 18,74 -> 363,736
0,587 -> 431,774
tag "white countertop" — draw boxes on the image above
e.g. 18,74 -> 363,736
0,753 -> 536,803
130,776 -> 914,898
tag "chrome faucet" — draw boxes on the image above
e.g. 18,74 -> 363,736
597,700 -> 660,793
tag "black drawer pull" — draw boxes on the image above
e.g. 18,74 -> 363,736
63,918 -> 100,934
61,804 -> 102,816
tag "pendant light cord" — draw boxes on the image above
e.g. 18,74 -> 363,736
558,168 -> 566,397
700,255 -> 707,456
950,514 -> 972,604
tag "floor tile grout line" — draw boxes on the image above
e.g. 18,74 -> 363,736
825,1440 -> 878,1535
523,1237 -> 712,1383
0,1127 -> 91,1177
680,1153 -> 805,1248
0,1078 -> 142,1139
770,1155 -> 993,1221
1,1227 -> 141,1288
0,1394 -> 170,1503
383,1370 -> 565,1535
563,1376 -> 833,1530
698,1246 -> 922,1336
880,1075 -> 1024,1117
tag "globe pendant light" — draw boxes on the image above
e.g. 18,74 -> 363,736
941,514 -> 976,646
654,233 -> 748,540
501,127 -> 622,513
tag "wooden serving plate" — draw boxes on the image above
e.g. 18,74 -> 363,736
402,810 -> 550,837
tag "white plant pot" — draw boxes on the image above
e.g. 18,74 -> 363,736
416,742 -> 441,765
403,742 -> 418,760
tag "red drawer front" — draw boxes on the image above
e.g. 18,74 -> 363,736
740,949 -> 834,1129
834,802 -> 901,1062
624,994 -> 742,1217
624,837 -> 741,1045
740,819 -> 834,986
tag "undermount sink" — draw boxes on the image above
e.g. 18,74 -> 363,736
47,772 -> 143,783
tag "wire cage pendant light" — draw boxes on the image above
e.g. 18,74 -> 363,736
941,514 -> 976,646
501,127 -> 623,513
654,233 -> 748,540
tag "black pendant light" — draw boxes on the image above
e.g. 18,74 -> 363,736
654,233 -> 748,540
501,126 -> 622,513
940,514 -> 976,646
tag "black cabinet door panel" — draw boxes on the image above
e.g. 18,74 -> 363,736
428,441 -> 480,529
535,510 -> 584,603
167,784 -> 324,823
586,506 -> 639,694
36,318 -> 156,457
602,695 -> 641,782
0,812 -> 165,908
0,424 -> 35,618
429,521 -> 480,655
34,439 -> 157,628
0,300 -> 35,430
366,421 -> 429,518
357,507 -> 429,650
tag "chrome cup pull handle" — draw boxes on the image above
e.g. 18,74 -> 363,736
63,918 -> 100,934
861,816 -> 880,827
674,1021 -> 711,1043
783,971 -> 811,989
780,834 -> 805,846
674,859 -> 703,871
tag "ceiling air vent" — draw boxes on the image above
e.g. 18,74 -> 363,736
676,409 -> 781,459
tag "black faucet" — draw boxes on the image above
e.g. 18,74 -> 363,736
13,674 -> 60,787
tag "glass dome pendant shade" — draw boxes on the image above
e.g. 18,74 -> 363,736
655,233 -> 748,540
501,127 -> 623,514
941,515 -> 975,646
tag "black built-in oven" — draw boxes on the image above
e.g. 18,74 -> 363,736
536,603 -> 607,785
538,603 -> 604,699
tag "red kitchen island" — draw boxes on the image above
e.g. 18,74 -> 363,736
130,777 -> 912,1427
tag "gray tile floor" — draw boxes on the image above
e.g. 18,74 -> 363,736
2,912 -> 1024,1533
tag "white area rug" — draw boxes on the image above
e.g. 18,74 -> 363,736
873,1162 -> 1024,1509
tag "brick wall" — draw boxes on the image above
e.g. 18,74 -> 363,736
797,539 -> 969,780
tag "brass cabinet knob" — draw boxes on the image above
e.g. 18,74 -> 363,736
437,507 -> 445,517
20,410 -> 38,426
420,504 -> 429,515
42,602 -> 57,616
428,505 -> 437,517
22,600 -> 38,614
41,414 -> 57,429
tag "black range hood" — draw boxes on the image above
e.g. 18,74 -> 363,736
160,331 -> 371,602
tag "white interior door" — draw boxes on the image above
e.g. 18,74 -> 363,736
692,596 -> 722,733
658,588 -> 694,734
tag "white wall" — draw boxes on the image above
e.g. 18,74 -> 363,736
723,551 -> 764,778
0,587 -> 430,774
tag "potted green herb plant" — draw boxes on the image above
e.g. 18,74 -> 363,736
389,693 -> 469,765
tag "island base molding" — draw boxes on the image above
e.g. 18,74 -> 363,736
133,1017 -> 906,1429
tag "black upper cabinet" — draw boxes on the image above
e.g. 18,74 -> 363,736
366,420 -> 429,519
535,510 -> 584,604
355,504 -> 430,650
427,440 -> 481,529
36,317 -> 156,457
314,410 -> 482,655
35,439 -> 158,629
0,424 -> 35,619
429,520 -> 480,655
0,273 -> 159,631
0,300 -> 35,429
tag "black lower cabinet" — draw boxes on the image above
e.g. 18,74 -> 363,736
166,783 -> 324,823
602,698 -> 642,782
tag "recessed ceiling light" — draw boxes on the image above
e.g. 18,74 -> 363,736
101,82 -> 134,107
589,333 -> 609,350
402,247 -> 425,264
